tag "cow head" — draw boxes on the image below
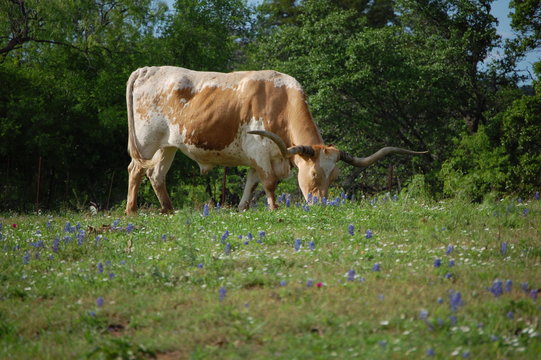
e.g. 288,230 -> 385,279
249,130 -> 427,202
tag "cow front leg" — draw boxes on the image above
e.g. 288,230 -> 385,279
239,168 -> 260,211
146,147 -> 176,214
126,160 -> 146,215
256,170 -> 279,210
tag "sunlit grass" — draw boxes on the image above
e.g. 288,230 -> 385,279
1,194 -> 540,359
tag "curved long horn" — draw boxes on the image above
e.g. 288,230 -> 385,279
248,130 -> 315,158
339,147 -> 428,167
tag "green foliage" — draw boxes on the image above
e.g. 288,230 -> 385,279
440,127 -> 509,201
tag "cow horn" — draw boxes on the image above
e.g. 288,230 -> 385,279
339,147 -> 428,167
248,130 -> 315,158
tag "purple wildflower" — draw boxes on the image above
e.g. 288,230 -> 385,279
225,243 -> 231,255
203,203 -> 209,217
448,260 -> 455,267
221,230 -> 229,243
500,242 -> 508,256
52,236 -> 60,253
309,241 -> 315,251
77,230 -> 85,246
294,239 -> 302,251
450,315 -> 458,325
489,279 -> 503,297
22,251 -> 30,264
219,287 -> 226,302
372,263 -> 381,272
307,193 -> 313,203
535,191 -> 540,200
258,231 -> 265,243
523,208 -> 529,216
446,245 -> 454,255
365,229 -> 373,239
505,279 -> 512,292
126,223 -> 135,233
506,311 -> 514,319
530,289 -> 538,300
161,234 -> 167,241
419,309 -> 429,320
434,259 -> 441,268
426,348 -> 435,357
286,198 -> 291,207
306,279 -> 314,287
462,351 -> 470,358
437,297 -> 444,304
112,219 -> 120,230
197,263 -> 203,269
279,280 -> 287,287
521,282 -> 529,293
449,291 -> 463,312
348,224 -> 354,236
109,273 -> 115,279
97,262 -> 104,273
97,297 -> 104,307
347,269 -> 356,281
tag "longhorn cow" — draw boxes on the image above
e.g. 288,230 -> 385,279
125,66 -> 426,214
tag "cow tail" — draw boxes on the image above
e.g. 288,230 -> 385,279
126,68 -> 157,169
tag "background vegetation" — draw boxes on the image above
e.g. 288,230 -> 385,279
1,0 -> 540,212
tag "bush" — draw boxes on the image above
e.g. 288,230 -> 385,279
439,127 -> 509,201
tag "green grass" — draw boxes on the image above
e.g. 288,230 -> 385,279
1,194 -> 540,359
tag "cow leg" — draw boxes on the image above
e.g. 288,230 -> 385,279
126,160 -> 146,215
256,170 -> 279,210
146,147 -> 176,214
238,168 -> 260,211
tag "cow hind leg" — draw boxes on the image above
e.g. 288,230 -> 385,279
239,168 -> 260,211
126,160 -> 146,215
146,147 -> 177,214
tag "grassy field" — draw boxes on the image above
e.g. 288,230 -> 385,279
1,193 -> 540,359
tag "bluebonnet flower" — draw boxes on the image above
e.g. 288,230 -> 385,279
378,294 -> 384,301
89,311 -> 96,317
306,279 -> 314,287
279,280 -> 287,287
378,340 -> 387,348
247,232 -> 253,241
450,315 -> 458,325
517,197 -> 523,203
112,219 -> 120,230
120,260 -> 126,265
294,239 -> 302,251
225,243 -> 231,255
126,223 -> 135,233
109,273 -> 115,279
64,222 -> 74,233
313,196 -> 318,204
419,309 -> 429,320
530,289 -> 538,300
221,230 -> 229,243
97,297 -> 104,307
216,202 -> 221,210
448,260 -> 455,267
77,230 -> 85,246
500,242 -> 508,256
52,236 -> 60,253
309,241 -> 315,251
219,287 -> 226,302
302,204 -> 310,212
372,263 -> 381,271
505,279 -> 512,292
347,269 -> 356,281
358,277 -> 366,283
490,335 -> 499,342
437,297 -> 444,304
97,262 -> 104,273
307,193 -> 313,203
523,208 -> 529,216
75,222 -> 81,231
521,282 -> 529,293
535,191 -> 540,200
426,348 -> 435,357
461,351 -> 470,358
434,259 -> 441,268
321,197 -> 327,205
46,218 -> 52,230
348,224 -> 354,236
365,229 -> 373,239
506,311 -> 514,319
197,263 -> 204,269
22,251 -> 30,264
95,235 -> 102,246
161,234 -> 167,241
258,231 -> 265,243
392,194 -> 398,201
286,198 -> 291,207
449,291 -> 463,312
489,279 -> 503,297
203,204 -> 209,217
446,245 -> 454,255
